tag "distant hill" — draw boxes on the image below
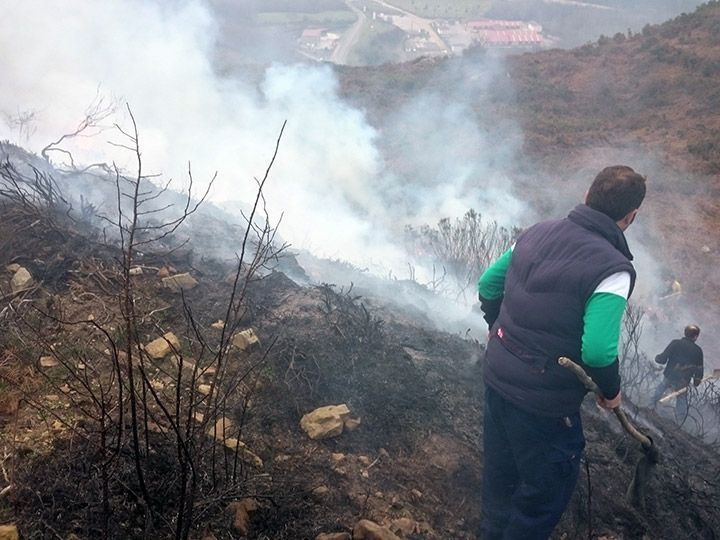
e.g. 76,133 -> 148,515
338,1 -> 720,341
502,1 -> 720,177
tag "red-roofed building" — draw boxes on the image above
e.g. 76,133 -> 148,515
301,28 -> 326,39
466,18 -> 544,47
477,29 -> 543,45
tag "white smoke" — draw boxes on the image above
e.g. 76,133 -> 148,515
0,0 -> 527,281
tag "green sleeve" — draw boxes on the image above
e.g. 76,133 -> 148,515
478,248 -> 513,300
581,292 -> 627,367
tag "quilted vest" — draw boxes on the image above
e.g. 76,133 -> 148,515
484,204 -> 636,416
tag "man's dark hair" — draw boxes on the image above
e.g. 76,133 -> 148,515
684,325 -> 701,339
586,165 -> 646,221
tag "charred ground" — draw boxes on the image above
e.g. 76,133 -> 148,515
0,148 -> 719,539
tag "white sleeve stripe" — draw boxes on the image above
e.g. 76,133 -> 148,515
593,271 -> 631,299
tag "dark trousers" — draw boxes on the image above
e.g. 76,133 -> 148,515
481,385 -> 585,540
653,377 -> 689,420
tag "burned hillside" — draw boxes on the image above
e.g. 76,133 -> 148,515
0,144 -> 719,539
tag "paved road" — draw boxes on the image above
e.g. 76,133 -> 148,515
331,2 -> 367,64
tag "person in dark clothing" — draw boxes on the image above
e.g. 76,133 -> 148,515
653,324 -> 704,420
477,165 -> 646,540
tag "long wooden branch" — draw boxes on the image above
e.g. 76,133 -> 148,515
658,371 -> 720,403
558,357 -> 654,451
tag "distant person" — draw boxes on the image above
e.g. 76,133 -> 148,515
653,324 -> 704,420
476,166 -> 646,539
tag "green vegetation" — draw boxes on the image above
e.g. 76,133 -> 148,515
347,18 -> 406,65
255,10 -> 357,26
380,0 -> 492,18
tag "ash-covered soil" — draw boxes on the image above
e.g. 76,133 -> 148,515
0,144 -> 718,539
0,194 -> 718,540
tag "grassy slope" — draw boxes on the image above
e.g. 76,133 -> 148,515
382,0 -> 492,18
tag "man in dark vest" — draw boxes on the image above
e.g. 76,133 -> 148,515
476,165 -> 646,539
653,324 -> 704,420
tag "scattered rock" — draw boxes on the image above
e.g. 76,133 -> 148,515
358,455 -> 371,466
0,524 -> 18,540
162,272 -> 198,291
312,485 -> 330,497
222,438 -> 264,468
207,417 -> 235,440
150,379 -> 165,391
39,356 -> 58,368
300,404 -> 351,440
157,266 -> 171,278
410,489 -> 423,502
344,416 -> 362,432
388,517 -> 417,536
227,498 -> 258,536
331,452 -> 346,463
316,533 -> 351,540
232,328 -> 260,351
5,264 -> 20,273
210,320 -> 225,330
10,267 -> 33,293
353,519 -> 401,540
144,332 -> 181,360
129,266 -> 143,275
701,245 -> 711,253
197,384 -> 212,395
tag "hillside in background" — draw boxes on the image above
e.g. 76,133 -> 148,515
338,0 -> 720,320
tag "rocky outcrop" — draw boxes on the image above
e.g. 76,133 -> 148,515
144,332 -> 181,359
161,272 -> 198,291
227,498 -> 258,536
352,520 -> 401,540
0,524 -> 19,540
232,328 -> 260,350
300,404 -> 352,440
10,267 -> 33,293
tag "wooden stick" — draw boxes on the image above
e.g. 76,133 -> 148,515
658,371 -> 720,403
558,357 -> 653,451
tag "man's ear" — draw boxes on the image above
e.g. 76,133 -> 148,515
618,208 -> 638,230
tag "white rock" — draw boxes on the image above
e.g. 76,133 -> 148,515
300,404 -> 351,440
144,332 -> 181,360
232,328 -> 260,351
39,356 -> 58,368
10,267 -> 33,293
161,272 -> 198,291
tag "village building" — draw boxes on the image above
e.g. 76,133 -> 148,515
466,18 -> 544,48
298,27 -> 341,59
